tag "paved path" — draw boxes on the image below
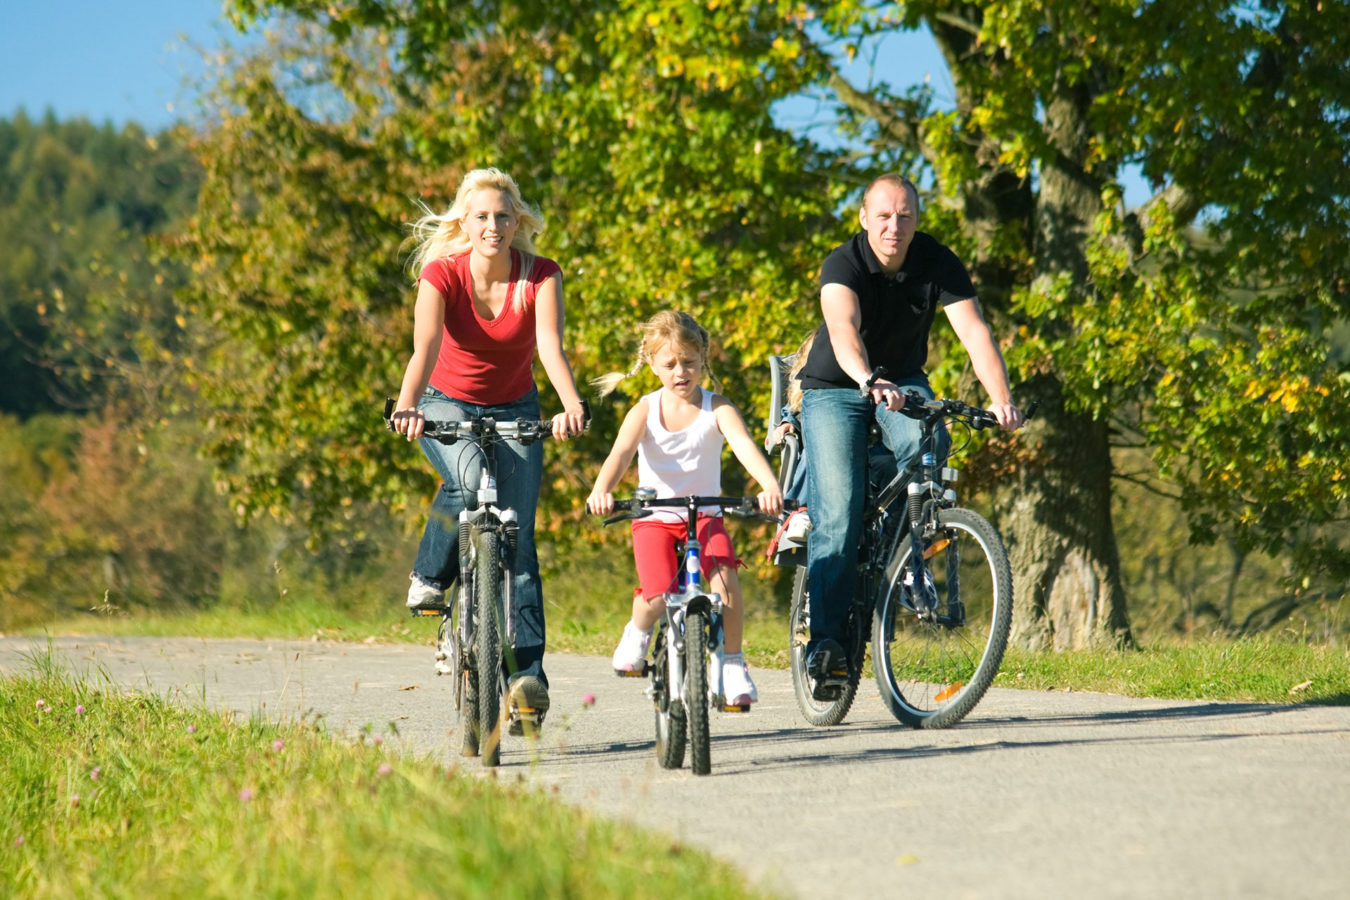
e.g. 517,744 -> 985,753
3,635 -> 1347,899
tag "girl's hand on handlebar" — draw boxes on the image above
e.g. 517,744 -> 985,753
586,490 -> 615,516
390,406 -> 426,441
756,484 -> 784,518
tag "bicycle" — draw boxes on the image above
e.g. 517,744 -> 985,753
599,493 -> 767,776
384,397 -> 587,767
767,358 -> 1019,729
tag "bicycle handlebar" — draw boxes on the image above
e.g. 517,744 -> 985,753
383,397 -> 590,444
599,495 -> 767,527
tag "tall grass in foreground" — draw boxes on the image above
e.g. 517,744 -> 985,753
0,655 -> 776,900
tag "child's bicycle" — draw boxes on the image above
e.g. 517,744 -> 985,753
599,493 -> 768,776
767,359 -> 1023,729
383,398 -> 587,767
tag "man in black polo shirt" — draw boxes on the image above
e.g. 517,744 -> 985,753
798,174 -> 1024,693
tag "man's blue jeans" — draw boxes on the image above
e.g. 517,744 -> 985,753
800,379 -> 950,652
412,385 -> 548,683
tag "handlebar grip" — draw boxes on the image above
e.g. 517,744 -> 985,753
383,397 -> 396,430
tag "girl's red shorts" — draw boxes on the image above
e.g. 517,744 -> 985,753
631,515 -> 740,601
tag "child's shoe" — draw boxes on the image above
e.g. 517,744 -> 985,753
780,509 -> 812,547
721,653 -> 758,706
611,621 -> 652,674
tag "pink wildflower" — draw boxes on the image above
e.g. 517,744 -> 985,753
272,739 -> 285,752
377,763 -> 393,778
582,692 -> 596,708
90,767 -> 101,781
76,705 -> 86,715
239,788 -> 253,802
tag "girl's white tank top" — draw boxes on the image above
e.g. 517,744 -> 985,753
636,388 -> 724,523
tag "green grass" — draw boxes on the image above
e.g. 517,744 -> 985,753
0,652 -> 777,900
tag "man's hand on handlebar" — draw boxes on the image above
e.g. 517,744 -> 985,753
987,402 -> 1025,432
868,377 -> 908,412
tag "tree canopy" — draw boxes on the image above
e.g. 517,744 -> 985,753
186,1 -> 1350,645
0,111 -> 199,417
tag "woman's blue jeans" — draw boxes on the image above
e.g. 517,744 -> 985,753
412,385 -> 547,683
800,379 -> 950,652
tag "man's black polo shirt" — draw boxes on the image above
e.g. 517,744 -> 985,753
799,230 -> 976,390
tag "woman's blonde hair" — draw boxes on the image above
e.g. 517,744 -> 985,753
405,167 -> 545,313
592,310 -> 718,397
786,329 -> 815,413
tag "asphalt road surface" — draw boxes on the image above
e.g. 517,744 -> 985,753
3,634 -> 1347,899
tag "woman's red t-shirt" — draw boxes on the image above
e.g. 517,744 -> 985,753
418,249 -> 561,405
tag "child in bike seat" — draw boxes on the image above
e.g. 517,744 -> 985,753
586,310 -> 783,706
769,331 -> 815,548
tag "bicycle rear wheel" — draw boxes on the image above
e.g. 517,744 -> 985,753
788,567 -> 859,726
475,529 -> 505,766
684,610 -> 712,776
873,507 -> 1012,729
652,626 -> 686,769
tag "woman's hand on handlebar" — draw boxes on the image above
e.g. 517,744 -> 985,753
390,406 -> 427,441
586,490 -> 615,517
552,402 -> 588,441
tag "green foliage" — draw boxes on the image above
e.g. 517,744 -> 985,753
0,661 -> 775,898
0,112 -> 199,417
183,2 -> 1348,618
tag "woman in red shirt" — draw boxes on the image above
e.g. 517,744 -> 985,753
389,168 -> 587,729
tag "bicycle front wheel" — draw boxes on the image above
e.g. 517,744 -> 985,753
873,507 -> 1012,729
684,610 -> 712,776
788,567 -> 859,726
651,626 -> 686,769
474,529 -> 505,766
440,591 -> 478,758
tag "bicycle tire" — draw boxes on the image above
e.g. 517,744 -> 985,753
684,610 -> 712,776
788,567 -> 859,726
475,529 -> 504,766
872,507 -> 1012,729
439,599 -> 478,758
652,627 -> 686,769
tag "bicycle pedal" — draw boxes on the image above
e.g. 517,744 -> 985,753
613,663 -> 649,678
508,710 -> 543,737
721,703 -> 751,713
409,607 -> 442,618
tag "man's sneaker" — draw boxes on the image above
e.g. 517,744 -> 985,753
406,573 -> 446,610
611,621 -> 652,674
805,638 -> 848,701
780,509 -> 812,547
507,676 -> 550,736
721,653 -> 758,707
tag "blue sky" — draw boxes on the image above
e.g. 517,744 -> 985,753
0,0 -> 236,129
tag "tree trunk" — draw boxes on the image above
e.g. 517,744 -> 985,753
1001,378 -> 1134,649
1003,86 -> 1135,649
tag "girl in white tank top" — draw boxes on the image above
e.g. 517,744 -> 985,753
586,311 -> 784,704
